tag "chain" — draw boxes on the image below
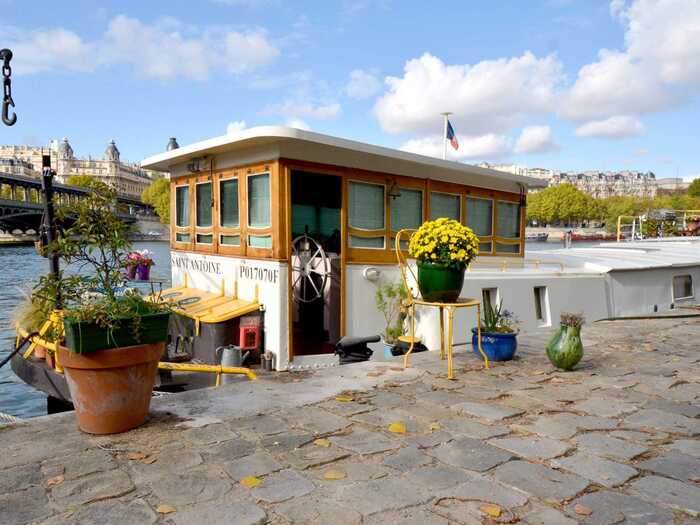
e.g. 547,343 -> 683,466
1,48 -> 16,126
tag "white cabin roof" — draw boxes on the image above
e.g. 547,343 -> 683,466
142,126 -> 546,193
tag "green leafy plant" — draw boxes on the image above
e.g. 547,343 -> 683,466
480,300 -> 519,333
374,280 -> 409,344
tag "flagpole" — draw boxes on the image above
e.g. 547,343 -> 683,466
441,112 -> 451,160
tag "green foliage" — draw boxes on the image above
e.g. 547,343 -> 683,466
66,174 -> 95,187
480,300 -> 519,334
141,176 -> 170,224
688,178 -> 700,197
374,280 -> 409,344
527,184 -> 602,225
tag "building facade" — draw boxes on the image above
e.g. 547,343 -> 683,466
0,139 -> 157,199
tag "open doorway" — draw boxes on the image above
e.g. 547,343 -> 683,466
290,170 -> 342,356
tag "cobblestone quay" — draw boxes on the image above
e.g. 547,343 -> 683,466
1,317 -> 699,524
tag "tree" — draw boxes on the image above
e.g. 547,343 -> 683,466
688,178 -> 700,198
66,174 -> 94,187
141,175 -> 170,224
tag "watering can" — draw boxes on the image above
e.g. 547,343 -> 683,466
215,345 -> 249,384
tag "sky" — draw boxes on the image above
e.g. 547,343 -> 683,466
2,0 -> 699,179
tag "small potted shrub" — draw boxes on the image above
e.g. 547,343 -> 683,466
408,218 -> 479,302
471,300 -> 519,361
546,312 -> 584,370
33,181 -> 170,434
124,251 -> 141,280
135,250 -> 155,281
374,280 -> 408,358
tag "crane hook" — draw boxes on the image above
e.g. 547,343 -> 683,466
1,48 -> 17,126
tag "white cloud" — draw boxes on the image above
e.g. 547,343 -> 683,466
345,69 -> 381,99
264,101 -> 341,120
226,120 -> 247,134
401,134 -> 512,161
515,125 -> 559,154
374,52 -> 564,136
285,118 -> 311,130
574,115 -> 646,139
5,15 -> 279,80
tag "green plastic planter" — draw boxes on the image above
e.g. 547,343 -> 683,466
63,311 -> 171,354
545,324 -> 583,370
417,261 -> 465,303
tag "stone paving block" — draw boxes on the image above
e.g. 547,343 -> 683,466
0,486 -> 52,525
350,410 -> 424,433
172,501 -> 266,525
516,413 -> 618,439
637,451 -> 700,482
128,449 -> 203,485
523,505 -> 578,525
643,399 -> 700,418
492,460 -> 589,503
426,436 -> 513,472
149,467 -> 231,506
42,448 -> 117,481
251,469 -> 316,503
229,414 -> 288,436
489,435 -> 570,460
609,429 -> 666,444
316,399 -> 374,417
310,458 -> 390,484
624,408 -> 700,435
439,471 -> 529,509
630,475 -> 700,516
223,451 -> 283,480
0,462 -> 41,493
451,401 -> 524,422
575,432 -> 648,461
41,497 -> 158,525
50,469 -> 135,507
367,391 -> 405,408
282,442 -> 350,470
382,446 -> 433,471
332,476 -> 432,516
439,417 -> 510,439
202,436 -> 257,462
182,423 -> 237,445
567,490 -> 675,525
273,494 -> 362,524
404,465 -> 472,490
283,406 -> 352,435
329,429 -> 401,455
363,508 -> 448,525
665,439 -> 700,458
552,451 -> 638,487
260,430 -> 313,453
571,396 -> 638,417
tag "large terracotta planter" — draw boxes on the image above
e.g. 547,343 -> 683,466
417,261 -> 465,303
57,343 -> 164,434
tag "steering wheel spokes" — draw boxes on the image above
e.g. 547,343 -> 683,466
291,234 -> 329,303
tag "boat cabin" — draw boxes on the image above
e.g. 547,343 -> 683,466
142,126 -> 543,370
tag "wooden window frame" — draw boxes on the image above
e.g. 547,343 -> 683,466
464,194 -> 495,255
428,189 -> 462,222
494,198 -> 523,257
194,176 -> 216,253
347,177 -> 388,254
172,181 -> 193,251
245,170 -> 274,258
217,173 -> 243,256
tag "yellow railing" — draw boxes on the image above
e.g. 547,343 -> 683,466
467,259 -> 564,272
617,210 -> 700,242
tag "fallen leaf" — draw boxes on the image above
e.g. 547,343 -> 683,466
323,468 -> 347,480
428,422 -> 442,432
389,367 -> 404,372
530,370 -> 545,376
126,451 -> 148,461
62,508 -> 75,519
141,455 -> 158,465
46,475 -> 64,487
314,438 -> 332,448
388,422 -> 407,434
480,503 -> 501,517
335,395 -> 354,402
601,474 -> 610,480
574,504 -> 593,516
366,372 -> 383,378
240,476 -> 262,488
156,504 -> 176,514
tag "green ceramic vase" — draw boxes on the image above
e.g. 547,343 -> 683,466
545,324 -> 583,371
416,261 -> 465,303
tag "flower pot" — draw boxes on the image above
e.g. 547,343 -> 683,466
57,342 -> 164,434
136,264 -> 151,281
471,328 -> 518,361
546,324 -> 583,371
383,341 -> 396,359
125,265 -> 137,280
63,311 -> 170,354
417,261 -> 465,303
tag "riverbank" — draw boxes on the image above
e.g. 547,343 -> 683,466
2,317 -> 698,524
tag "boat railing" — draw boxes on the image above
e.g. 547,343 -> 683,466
467,259 -> 564,273
617,210 -> 700,242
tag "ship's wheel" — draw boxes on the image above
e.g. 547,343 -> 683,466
291,233 -> 329,303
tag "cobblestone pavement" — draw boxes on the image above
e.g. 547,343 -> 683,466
2,317 -> 700,524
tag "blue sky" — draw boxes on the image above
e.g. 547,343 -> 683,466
2,0 -> 699,179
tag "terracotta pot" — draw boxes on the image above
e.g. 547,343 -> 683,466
34,345 -> 47,360
57,343 -> 164,434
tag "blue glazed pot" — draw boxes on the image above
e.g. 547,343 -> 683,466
471,328 -> 518,361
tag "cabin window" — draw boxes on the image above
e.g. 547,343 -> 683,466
196,233 -> 213,244
430,192 -> 460,221
673,274 -> 694,300
175,185 -> 189,227
249,234 -> 272,248
220,178 -> 239,228
534,286 -> 550,326
220,234 -> 240,246
391,188 -> 423,231
496,201 -> 521,254
348,181 -> 385,249
176,232 -> 190,242
195,182 -> 213,228
466,196 -> 493,253
248,173 -> 271,228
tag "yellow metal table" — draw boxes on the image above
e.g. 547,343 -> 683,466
396,229 -> 490,379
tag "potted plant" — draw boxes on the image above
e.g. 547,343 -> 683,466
124,251 -> 141,280
408,218 -> 479,302
471,300 -> 519,361
135,250 -> 155,281
33,181 -> 170,434
546,312 -> 585,371
374,280 -> 408,358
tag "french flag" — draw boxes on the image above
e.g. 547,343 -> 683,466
446,120 -> 459,150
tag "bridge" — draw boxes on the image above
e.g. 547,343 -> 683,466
0,172 -> 157,233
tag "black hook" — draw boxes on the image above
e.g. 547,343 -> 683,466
1,48 -> 16,126
2,96 -> 16,126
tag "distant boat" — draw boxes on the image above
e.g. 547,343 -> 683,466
526,232 -> 549,242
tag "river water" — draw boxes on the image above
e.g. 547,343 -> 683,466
0,241 -> 172,419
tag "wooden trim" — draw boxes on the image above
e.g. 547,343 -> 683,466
193,175 -> 215,254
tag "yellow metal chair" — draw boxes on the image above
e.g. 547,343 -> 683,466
395,229 -> 490,379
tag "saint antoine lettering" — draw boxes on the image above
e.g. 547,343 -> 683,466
171,254 -> 222,275
171,254 -> 278,284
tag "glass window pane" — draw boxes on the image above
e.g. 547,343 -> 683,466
496,201 -> 521,238
196,233 -> 213,244
220,179 -> 239,228
391,188 -> 423,231
349,181 -> 384,230
249,234 -> 272,248
196,183 -> 212,227
176,232 -> 190,243
176,186 -> 189,227
479,241 -> 492,253
496,242 -> 520,254
430,192 -> 460,221
248,173 -> 271,228
220,234 -> 240,246
465,197 -> 493,237
349,235 -> 385,248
